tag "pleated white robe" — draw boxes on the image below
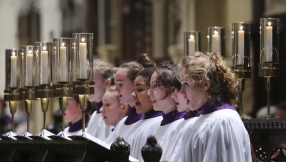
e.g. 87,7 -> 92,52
182,109 -> 251,162
105,116 -> 129,144
86,112 -> 112,141
154,118 -> 184,161
166,117 -> 198,162
129,116 -> 163,161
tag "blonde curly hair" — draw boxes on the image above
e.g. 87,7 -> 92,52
178,52 -> 238,106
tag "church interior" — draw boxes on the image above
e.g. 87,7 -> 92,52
1,0 -> 286,161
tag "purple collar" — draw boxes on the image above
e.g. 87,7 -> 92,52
96,101 -> 103,113
124,107 -> 144,125
68,115 -> 90,132
184,110 -> 197,120
160,109 -> 186,126
196,102 -> 236,116
143,109 -> 164,120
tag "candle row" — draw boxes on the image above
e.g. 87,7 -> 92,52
5,33 -> 93,90
184,18 -> 279,67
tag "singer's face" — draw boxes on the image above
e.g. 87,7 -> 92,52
148,71 -> 170,111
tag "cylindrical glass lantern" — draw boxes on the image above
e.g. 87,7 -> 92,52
208,26 -> 225,57
5,49 -> 21,89
22,45 -> 37,87
54,38 -> 73,84
232,22 -> 251,66
73,33 -> 93,81
184,31 -> 200,56
260,18 -> 279,63
35,42 -> 53,85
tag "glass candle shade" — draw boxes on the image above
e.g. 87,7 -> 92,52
54,38 -> 73,84
208,26 -> 225,57
22,45 -> 37,87
232,22 -> 251,66
73,33 -> 93,81
260,18 -> 279,63
5,49 -> 21,89
184,31 -> 201,56
35,42 -> 53,85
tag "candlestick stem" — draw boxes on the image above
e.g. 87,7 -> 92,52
265,76 -> 271,119
237,78 -> 245,118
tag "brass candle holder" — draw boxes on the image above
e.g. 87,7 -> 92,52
259,18 -> 280,119
52,38 -> 74,137
34,42 -> 54,130
232,22 -> 251,118
73,81 -> 94,132
3,49 -> 21,133
20,45 -> 38,134
184,31 -> 201,56
208,26 -> 225,57
72,33 -> 94,133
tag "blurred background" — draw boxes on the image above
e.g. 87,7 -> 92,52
0,0 -> 286,134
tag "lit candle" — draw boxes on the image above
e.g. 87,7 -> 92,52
212,30 -> 220,53
26,52 -> 33,86
188,35 -> 195,55
60,43 -> 67,81
237,26 -> 245,65
79,38 -> 87,79
10,53 -> 17,87
41,46 -> 49,84
265,22 -> 273,62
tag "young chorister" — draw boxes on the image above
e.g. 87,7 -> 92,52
100,88 -> 129,128
178,52 -> 251,162
86,59 -> 114,141
147,61 -> 186,161
128,66 -> 164,161
64,95 -> 90,135
163,79 -> 198,161
105,54 -> 154,144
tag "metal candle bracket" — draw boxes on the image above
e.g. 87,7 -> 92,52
73,80 -> 94,132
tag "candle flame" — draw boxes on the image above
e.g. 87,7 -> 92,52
214,30 -> 218,35
28,50 -> 32,54
61,43 -> 65,47
268,22 -> 271,26
12,52 -> 16,56
81,38 -> 85,42
240,26 -> 243,30
190,35 -> 194,39
43,46 -> 46,51
207,35 -> 209,39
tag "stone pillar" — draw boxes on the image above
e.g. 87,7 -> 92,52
39,0 -> 62,41
0,0 -> 19,97
152,0 -> 167,59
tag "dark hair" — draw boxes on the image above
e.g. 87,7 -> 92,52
137,67 -> 156,82
149,61 -> 179,99
119,53 -> 155,82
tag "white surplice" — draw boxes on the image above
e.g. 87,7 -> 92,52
129,116 -> 163,161
154,118 -> 184,162
64,127 -> 82,136
105,116 -> 129,144
166,117 -> 198,162
182,109 -> 251,162
86,112 -> 112,141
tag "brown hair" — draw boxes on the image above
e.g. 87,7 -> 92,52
152,61 -> 179,99
178,52 -> 238,106
93,59 -> 113,80
119,53 -> 155,82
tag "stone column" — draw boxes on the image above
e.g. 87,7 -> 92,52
152,0 -> 167,59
